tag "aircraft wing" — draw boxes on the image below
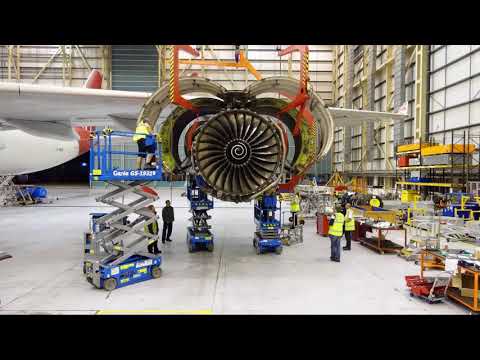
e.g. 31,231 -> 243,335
0,82 -> 151,140
328,107 -> 409,127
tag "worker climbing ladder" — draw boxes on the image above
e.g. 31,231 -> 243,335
83,130 -> 164,291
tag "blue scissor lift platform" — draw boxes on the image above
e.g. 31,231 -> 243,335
253,194 -> 283,255
83,130 -> 164,291
186,175 -> 214,252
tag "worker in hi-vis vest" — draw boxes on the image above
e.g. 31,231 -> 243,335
144,205 -> 161,255
343,202 -> 355,251
133,118 -> 155,170
290,192 -> 301,229
328,205 -> 345,262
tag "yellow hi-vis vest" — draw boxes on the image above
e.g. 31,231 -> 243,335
144,220 -> 158,244
345,208 -> 355,231
133,121 -> 151,142
291,195 -> 300,213
328,212 -> 345,237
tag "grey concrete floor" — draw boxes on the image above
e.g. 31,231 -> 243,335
0,185 -> 469,315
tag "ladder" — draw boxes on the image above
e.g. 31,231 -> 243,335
0,175 -> 34,206
0,176 -> 15,206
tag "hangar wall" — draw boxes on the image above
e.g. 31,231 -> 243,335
428,45 -> 480,143
331,45 -> 480,189
0,45 -> 105,87
332,45 -> 420,188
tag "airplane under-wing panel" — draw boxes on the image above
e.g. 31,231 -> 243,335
4,119 -> 77,141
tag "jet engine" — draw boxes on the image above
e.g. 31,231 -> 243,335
137,77 -> 334,202
192,109 -> 285,203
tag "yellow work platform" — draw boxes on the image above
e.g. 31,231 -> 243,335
397,143 -> 424,153
421,144 -> 476,156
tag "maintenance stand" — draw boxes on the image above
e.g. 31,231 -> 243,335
186,174 -> 214,252
253,194 -> 283,255
83,130 -> 163,291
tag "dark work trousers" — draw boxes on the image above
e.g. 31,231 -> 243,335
148,241 -> 159,254
291,212 -> 298,228
329,235 -> 341,261
162,222 -> 173,243
344,231 -> 352,249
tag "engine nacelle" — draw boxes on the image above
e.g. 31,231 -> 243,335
137,77 -> 335,203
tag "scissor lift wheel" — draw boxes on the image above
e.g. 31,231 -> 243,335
255,242 -> 262,254
187,235 -> 194,253
207,243 -> 214,252
104,278 -> 117,292
151,266 -> 162,279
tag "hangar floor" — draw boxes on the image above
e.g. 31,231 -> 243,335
0,186 -> 468,314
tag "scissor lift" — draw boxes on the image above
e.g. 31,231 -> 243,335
253,194 -> 283,255
83,130 -> 164,291
186,174 -> 214,252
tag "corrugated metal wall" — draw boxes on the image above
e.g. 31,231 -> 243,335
111,45 -> 158,92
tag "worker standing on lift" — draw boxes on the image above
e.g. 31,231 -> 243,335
290,192 -> 301,229
145,205 -> 161,255
343,202 -> 355,251
133,118 -> 155,170
328,205 -> 345,262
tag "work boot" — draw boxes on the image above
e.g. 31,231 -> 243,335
167,239 -> 172,242
343,246 -> 351,251
154,250 -> 162,255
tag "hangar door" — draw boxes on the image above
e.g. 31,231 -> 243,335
111,45 -> 159,92
108,45 -> 159,174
